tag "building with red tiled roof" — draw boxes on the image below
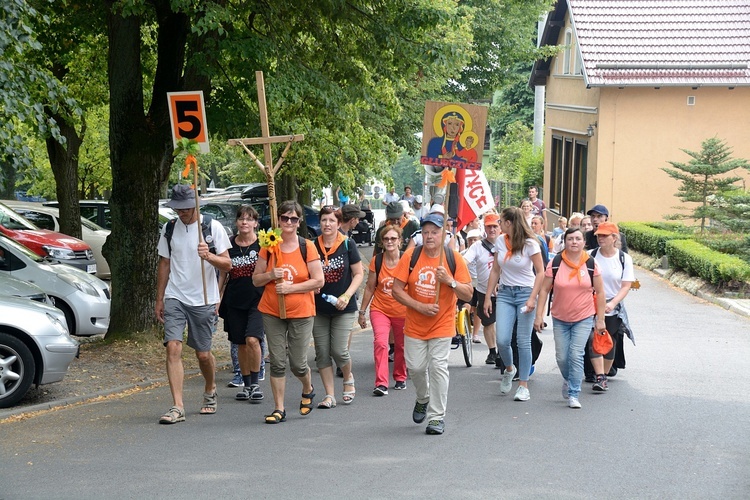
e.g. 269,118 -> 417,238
530,0 -> 750,224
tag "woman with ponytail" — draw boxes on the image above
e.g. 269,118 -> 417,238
534,228 -> 606,409
483,207 -> 544,402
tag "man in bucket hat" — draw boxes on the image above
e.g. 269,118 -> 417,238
156,184 -> 232,424
374,201 -> 419,254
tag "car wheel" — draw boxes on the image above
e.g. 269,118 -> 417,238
53,299 -> 76,336
0,332 -> 36,408
305,228 -> 317,239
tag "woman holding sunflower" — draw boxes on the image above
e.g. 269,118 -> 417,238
253,200 -> 324,424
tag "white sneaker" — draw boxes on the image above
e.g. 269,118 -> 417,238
562,381 -> 569,400
500,365 -> 516,394
568,397 -> 582,409
513,385 -> 530,401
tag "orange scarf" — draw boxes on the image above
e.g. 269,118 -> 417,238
561,250 -> 590,284
503,234 -> 514,262
317,232 -> 347,266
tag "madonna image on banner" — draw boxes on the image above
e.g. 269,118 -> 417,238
420,101 -> 488,171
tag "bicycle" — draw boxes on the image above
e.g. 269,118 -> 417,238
451,305 -> 473,367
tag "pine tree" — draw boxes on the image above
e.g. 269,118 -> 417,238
662,137 -> 749,234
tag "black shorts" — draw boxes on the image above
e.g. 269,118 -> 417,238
225,306 -> 264,345
475,291 -> 496,327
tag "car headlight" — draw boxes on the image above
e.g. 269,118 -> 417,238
46,312 -> 70,336
58,273 -> 100,297
43,245 -> 77,260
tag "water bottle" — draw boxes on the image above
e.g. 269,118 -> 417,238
321,293 -> 338,305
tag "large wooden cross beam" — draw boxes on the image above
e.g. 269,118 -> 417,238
227,71 -> 304,227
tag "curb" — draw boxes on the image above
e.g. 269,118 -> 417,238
651,267 -> 750,319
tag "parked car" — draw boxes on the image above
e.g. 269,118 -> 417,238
46,199 -> 178,231
0,296 -> 79,408
0,234 -> 111,337
0,273 -> 53,305
0,201 -> 97,275
200,183 -> 268,199
8,202 -> 111,279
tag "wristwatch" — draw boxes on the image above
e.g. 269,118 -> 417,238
450,280 -> 457,289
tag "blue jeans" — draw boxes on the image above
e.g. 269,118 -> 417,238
495,285 -> 535,381
553,316 -> 594,398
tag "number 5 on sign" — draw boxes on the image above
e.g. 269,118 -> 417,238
167,91 -> 210,153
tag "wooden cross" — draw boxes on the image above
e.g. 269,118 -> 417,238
227,71 -> 304,227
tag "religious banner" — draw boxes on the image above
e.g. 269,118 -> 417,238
420,101 -> 488,171
455,167 -> 495,232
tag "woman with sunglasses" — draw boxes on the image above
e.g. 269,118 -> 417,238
253,201 -> 324,424
534,227 -> 606,409
312,206 -> 364,408
359,226 -> 407,396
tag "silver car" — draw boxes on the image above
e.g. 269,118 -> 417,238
0,234 -> 111,336
0,296 -> 79,408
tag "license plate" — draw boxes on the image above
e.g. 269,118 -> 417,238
87,264 -> 97,274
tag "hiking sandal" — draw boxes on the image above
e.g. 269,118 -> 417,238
159,406 -> 185,424
199,391 -> 217,415
299,386 -> 315,416
342,377 -> 356,405
317,394 -> 337,409
265,409 -> 286,424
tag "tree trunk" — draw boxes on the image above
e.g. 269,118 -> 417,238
45,112 -> 84,239
0,162 -> 15,199
104,3 -> 189,338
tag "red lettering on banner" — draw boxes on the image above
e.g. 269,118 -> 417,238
419,156 -> 482,170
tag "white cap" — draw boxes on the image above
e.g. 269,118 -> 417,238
466,228 -> 482,240
399,200 -> 412,214
429,204 -> 445,215
414,194 -> 423,204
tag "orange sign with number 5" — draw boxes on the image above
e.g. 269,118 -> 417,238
167,91 -> 210,153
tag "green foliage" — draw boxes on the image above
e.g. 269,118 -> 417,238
695,232 -> 750,265
709,190 -> 750,234
487,120 -> 543,200
666,239 -> 750,287
488,64 -> 536,141
644,221 -> 695,234
618,222 -> 693,256
0,0 -> 79,174
389,152 -> 423,195
662,137 -> 750,234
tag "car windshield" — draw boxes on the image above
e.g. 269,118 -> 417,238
0,235 -> 45,262
0,203 -> 38,230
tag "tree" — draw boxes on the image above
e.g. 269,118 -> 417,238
662,137 -> 749,234
488,120 -> 543,202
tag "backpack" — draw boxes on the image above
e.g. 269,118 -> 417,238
408,245 -> 457,276
374,250 -> 403,283
165,214 -> 216,256
590,248 -> 625,278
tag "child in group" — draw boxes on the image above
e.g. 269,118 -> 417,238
552,217 -> 567,238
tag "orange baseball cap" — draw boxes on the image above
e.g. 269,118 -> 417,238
483,213 -> 500,226
594,222 -> 619,235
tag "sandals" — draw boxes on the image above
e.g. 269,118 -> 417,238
199,391 -> 217,415
342,377 -> 356,405
299,386 -> 315,416
265,409 -> 286,424
317,395 -> 337,409
159,406 -> 185,424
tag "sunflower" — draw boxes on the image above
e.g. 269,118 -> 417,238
258,228 -> 283,248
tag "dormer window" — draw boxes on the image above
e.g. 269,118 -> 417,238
562,29 -> 572,75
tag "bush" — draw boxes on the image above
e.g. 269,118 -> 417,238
696,233 -> 750,264
619,222 -> 693,256
666,239 -> 750,286
645,222 -> 695,234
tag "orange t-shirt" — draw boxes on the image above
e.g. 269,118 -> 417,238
258,240 -> 320,319
393,248 -> 471,340
368,257 -> 407,318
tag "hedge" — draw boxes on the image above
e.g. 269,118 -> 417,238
666,239 -> 750,286
618,222 -> 692,256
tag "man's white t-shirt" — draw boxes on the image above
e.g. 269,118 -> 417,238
158,215 -> 231,306
461,239 -> 496,294
384,192 -> 400,204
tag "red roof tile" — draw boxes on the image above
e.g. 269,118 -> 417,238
570,0 -> 750,86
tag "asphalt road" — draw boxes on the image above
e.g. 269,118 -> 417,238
2,247 -> 749,499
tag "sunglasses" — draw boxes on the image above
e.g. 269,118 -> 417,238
382,236 -> 399,242
280,215 -> 300,224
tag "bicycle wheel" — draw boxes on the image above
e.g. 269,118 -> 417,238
457,308 -> 473,367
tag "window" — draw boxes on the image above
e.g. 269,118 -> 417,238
574,42 -> 583,75
562,29 -> 572,75
549,135 -> 588,216
17,210 -> 56,231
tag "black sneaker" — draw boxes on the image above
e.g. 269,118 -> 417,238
249,384 -> 265,403
394,381 -> 406,390
584,374 -> 596,384
485,352 -> 496,365
425,419 -> 445,435
592,375 -> 609,392
373,385 -> 388,396
412,401 -> 428,423
388,344 -> 395,362
495,357 -> 503,369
